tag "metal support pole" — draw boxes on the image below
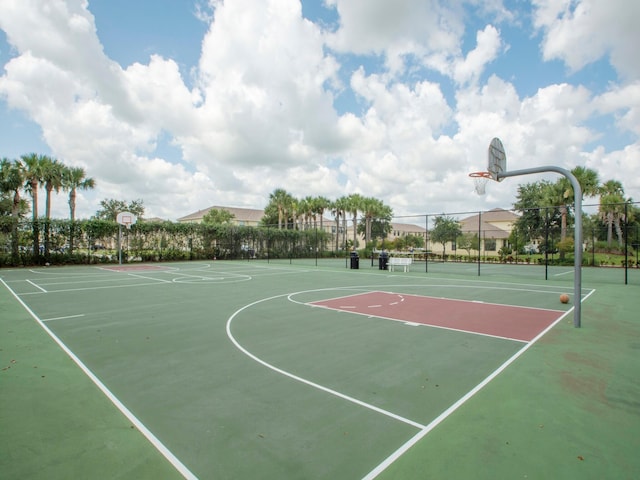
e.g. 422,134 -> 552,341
477,211 -> 482,276
499,166 -> 582,327
425,215 -> 429,273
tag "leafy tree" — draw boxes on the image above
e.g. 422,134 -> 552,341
0,158 -> 27,218
202,208 -> 235,224
457,232 -> 479,258
404,234 -> 425,249
0,158 -> 27,261
512,181 -> 554,243
430,215 -> 461,259
95,198 -> 145,221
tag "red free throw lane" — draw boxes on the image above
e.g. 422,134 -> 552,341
311,291 -> 563,342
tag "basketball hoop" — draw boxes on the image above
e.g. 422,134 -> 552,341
116,211 -> 137,230
469,171 -> 492,195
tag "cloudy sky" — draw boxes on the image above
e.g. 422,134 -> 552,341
1,0 -> 639,221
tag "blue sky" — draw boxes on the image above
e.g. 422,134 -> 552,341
1,0 -> 638,220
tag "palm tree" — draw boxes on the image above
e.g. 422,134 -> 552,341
269,188 -> 293,229
361,196 -> 388,244
62,166 -> 96,253
42,157 -> 65,256
346,193 -> 364,249
21,153 -> 48,258
63,166 -> 96,222
43,158 -> 64,221
331,196 -> 348,252
599,180 -> 626,246
313,196 -> 330,232
545,166 -> 600,243
300,196 -> 315,229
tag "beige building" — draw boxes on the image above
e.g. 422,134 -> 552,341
177,206 -> 518,255
178,205 -> 333,231
177,206 -> 265,226
455,208 -> 519,255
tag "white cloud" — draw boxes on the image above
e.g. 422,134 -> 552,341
453,25 -> 503,85
325,0 -> 465,75
0,0 -> 638,223
532,0 -> 640,80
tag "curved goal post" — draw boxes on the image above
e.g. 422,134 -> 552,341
470,138 -> 583,328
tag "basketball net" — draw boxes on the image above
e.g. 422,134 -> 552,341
469,171 -> 492,195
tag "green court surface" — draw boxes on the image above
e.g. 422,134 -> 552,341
1,260 -> 639,479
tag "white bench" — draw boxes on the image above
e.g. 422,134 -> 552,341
388,257 -> 412,272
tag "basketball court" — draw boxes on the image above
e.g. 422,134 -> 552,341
4,258 -> 639,479
2,140 -> 639,479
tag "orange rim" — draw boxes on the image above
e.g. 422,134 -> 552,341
468,171 -> 492,178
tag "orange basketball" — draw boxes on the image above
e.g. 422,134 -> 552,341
560,294 -> 570,304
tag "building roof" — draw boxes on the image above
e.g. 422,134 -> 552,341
459,208 -> 519,239
177,206 -> 265,223
390,222 -> 427,233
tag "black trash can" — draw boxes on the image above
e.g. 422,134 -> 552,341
379,251 -> 389,270
350,251 -> 359,269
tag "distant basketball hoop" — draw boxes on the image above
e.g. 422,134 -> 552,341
116,211 -> 137,230
469,137 -> 507,195
116,211 -> 137,265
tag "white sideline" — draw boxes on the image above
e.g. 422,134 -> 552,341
0,278 -> 198,480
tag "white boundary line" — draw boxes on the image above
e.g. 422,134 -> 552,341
0,278 -> 198,480
26,279 -> 47,293
42,314 -> 85,322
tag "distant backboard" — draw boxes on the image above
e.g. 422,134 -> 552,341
116,211 -> 137,229
487,137 -> 506,181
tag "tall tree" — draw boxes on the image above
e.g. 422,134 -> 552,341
299,196 -> 314,230
346,193 -> 364,248
21,153 -> 48,258
95,198 -> 145,221
360,196 -> 392,244
313,195 -> 331,232
546,166 -> 600,242
512,180 -> 555,243
62,166 -> 96,253
41,157 -> 65,256
430,215 -> 462,259
598,180 -> 626,246
268,188 -> 293,229
62,166 -> 96,222
331,196 -> 349,252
